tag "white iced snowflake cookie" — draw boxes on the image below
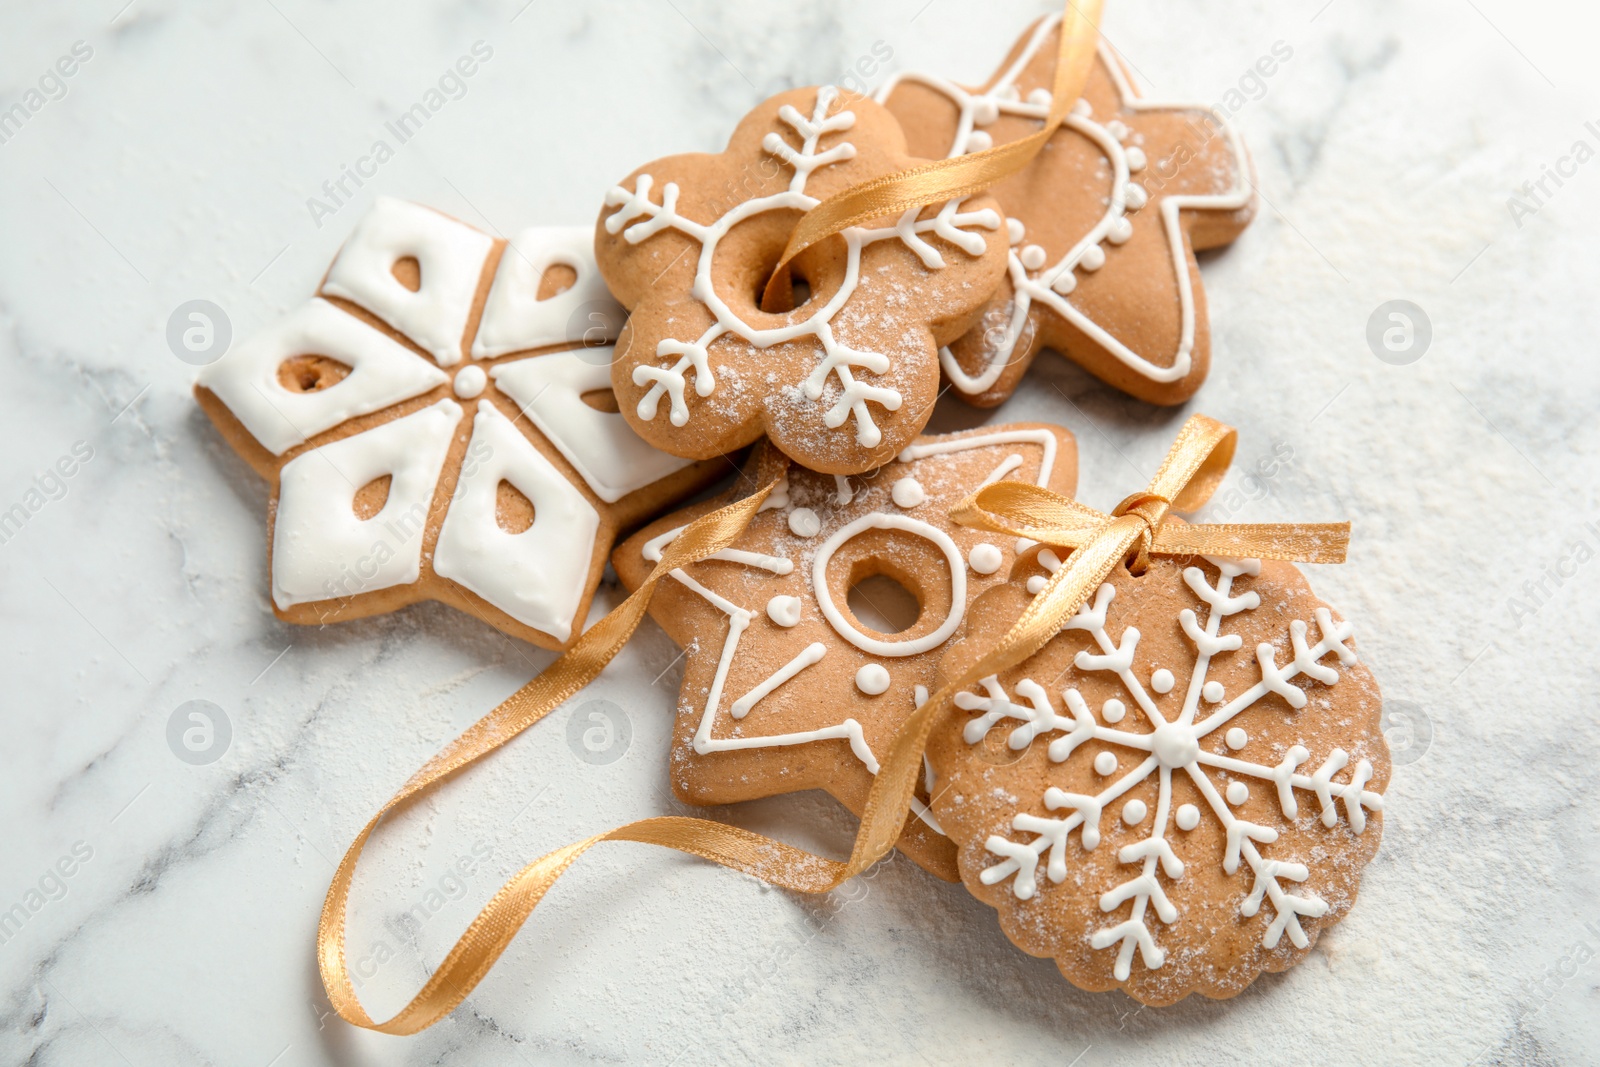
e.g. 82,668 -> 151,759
612,423 -> 1078,880
195,197 -> 725,649
595,85 -> 1011,476
928,551 -> 1388,1004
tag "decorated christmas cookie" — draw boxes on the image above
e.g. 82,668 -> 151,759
929,550 -> 1387,1003
195,197 -> 725,649
595,85 -> 1012,476
880,14 -> 1257,406
613,423 -> 1078,878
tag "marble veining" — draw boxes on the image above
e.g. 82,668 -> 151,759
2,1 -> 1599,1064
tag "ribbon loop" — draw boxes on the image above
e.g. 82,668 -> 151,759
760,0 -> 1105,311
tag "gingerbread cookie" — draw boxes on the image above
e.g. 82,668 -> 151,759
195,197 -> 726,649
596,85 -> 1011,476
928,549 -> 1388,1003
880,14 -> 1256,406
614,423 -> 1078,878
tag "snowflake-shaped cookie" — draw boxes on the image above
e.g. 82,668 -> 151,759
929,551 -> 1388,1003
613,423 -> 1078,878
195,197 -> 723,649
880,15 -> 1257,406
596,85 -> 1011,476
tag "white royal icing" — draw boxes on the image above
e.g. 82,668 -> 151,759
813,514 -> 967,657
646,429 -> 1061,836
604,87 -> 1001,448
855,663 -> 891,696
891,477 -> 926,509
958,557 -> 1379,980
322,196 -> 495,367
969,543 -> 1003,575
198,298 -> 447,455
767,594 -> 802,627
788,507 -> 822,538
877,21 -> 1252,392
271,398 -> 461,608
432,402 -> 601,642
452,364 -> 487,399
471,226 -> 625,360
492,347 -> 695,503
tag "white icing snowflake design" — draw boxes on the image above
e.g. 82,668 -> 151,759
602,86 -> 1002,450
196,197 -> 712,648
958,556 -> 1382,981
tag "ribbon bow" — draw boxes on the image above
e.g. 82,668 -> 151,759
952,413 -> 1349,576
315,412 -> 1350,1036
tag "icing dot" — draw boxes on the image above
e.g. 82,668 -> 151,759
968,543 -> 1003,575
966,130 -> 993,153
1203,680 -> 1225,703
1072,98 -> 1092,118
1150,668 -> 1175,694
1107,119 -> 1129,141
453,365 -> 487,399
1102,698 -> 1126,724
973,98 -> 1000,124
996,85 -> 1020,103
766,595 -> 802,628
1079,244 -> 1106,271
1019,244 -> 1048,271
1176,804 -> 1200,831
855,663 -> 890,696
1006,218 -> 1026,245
1049,270 -> 1076,295
1026,87 -> 1052,107
1108,217 -> 1134,245
788,507 -> 821,537
1226,781 -> 1249,806
1026,575 -> 1047,595
891,477 -> 925,509
1093,751 -> 1117,776
1122,798 -> 1147,825
1125,146 -> 1147,172
1124,183 -> 1148,210
1225,727 -> 1248,751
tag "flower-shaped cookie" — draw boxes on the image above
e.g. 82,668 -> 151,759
596,85 -> 1011,476
929,550 -> 1388,1003
613,423 -> 1077,879
195,197 -> 724,649
880,14 -> 1257,406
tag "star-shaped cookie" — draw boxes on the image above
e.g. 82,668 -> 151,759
880,14 -> 1257,406
195,197 -> 726,649
613,423 -> 1077,878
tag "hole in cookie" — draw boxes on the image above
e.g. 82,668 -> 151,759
495,480 -> 535,534
352,475 -> 391,520
579,388 -> 621,413
391,256 -> 422,292
847,574 -> 921,635
278,354 -> 352,393
757,269 -> 813,314
536,262 -> 579,300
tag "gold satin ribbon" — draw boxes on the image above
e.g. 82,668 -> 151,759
760,0 -> 1105,311
316,413 -> 1350,1035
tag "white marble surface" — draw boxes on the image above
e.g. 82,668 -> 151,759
3,1 -> 1599,1063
